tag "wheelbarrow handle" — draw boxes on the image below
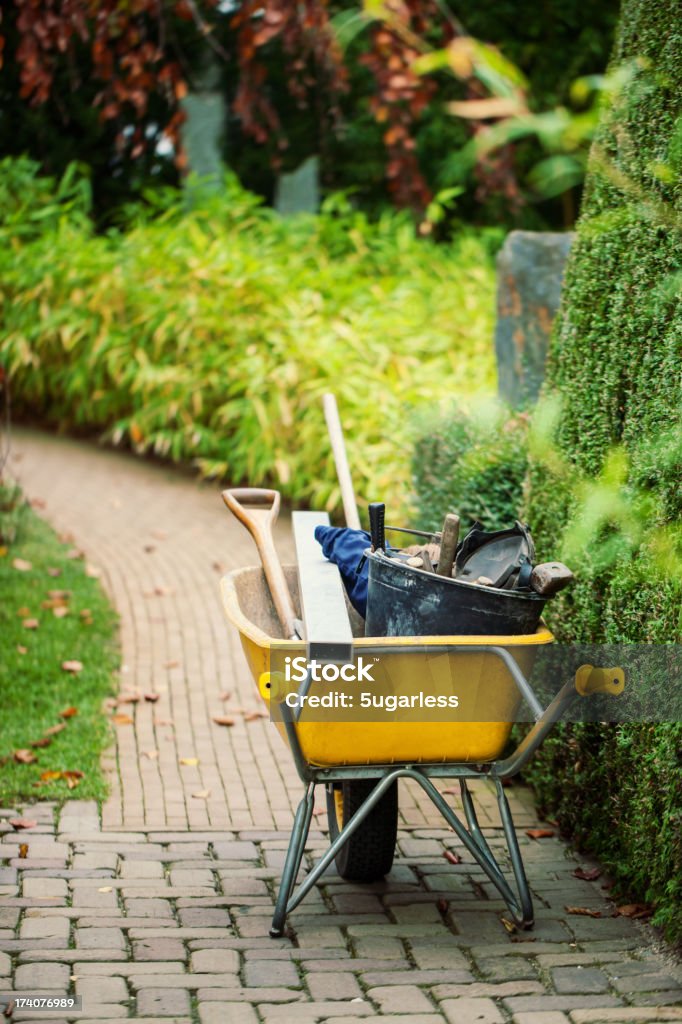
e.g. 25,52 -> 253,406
221,488 -> 298,641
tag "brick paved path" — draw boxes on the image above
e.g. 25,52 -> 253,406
3,430 -> 680,1023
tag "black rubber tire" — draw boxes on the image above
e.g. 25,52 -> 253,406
326,779 -> 398,881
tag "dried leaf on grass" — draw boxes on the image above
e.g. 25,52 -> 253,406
526,829 -> 555,840
22,618 -> 39,630
565,906 -> 602,917
13,558 -> 32,571
16,645 -> 27,655
573,867 -> 602,881
61,661 -> 83,674
30,737 -> 52,749
53,607 -> 69,619
40,770 -> 63,782
59,707 -> 78,719
44,723 -> 66,736
47,567 -> 62,577
13,749 -> 37,764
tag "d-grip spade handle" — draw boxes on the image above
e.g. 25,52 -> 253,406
368,502 -> 386,552
575,665 -> 625,697
222,488 -> 298,641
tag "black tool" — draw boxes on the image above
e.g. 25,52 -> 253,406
368,502 -> 386,552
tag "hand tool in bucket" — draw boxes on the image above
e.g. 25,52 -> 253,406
221,488 -> 302,641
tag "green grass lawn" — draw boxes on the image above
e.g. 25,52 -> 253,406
0,483 -> 118,806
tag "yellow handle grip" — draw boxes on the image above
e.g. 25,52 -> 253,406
575,665 -> 625,697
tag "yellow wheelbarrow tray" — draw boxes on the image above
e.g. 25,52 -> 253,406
221,565 -> 625,938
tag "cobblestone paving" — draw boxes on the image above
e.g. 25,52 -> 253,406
1,800 -> 681,1023
5,431 -> 681,1022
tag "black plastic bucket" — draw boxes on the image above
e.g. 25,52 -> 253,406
365,550 -> 546,637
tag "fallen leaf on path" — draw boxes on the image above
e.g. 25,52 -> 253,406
243,710 -> 268,721
66,548 -> 84,560
144,693 -> 160,703
500,916 -> 517,934
565,906 -> 602,917
47,567 -> 62,577
437,899 -> 449,914
219,691 -> 233,701
112,713 -> 133,725
58,531 -> 74,544
154,585 -> 174,596
151,529 -> 168,540
16,645 -> 27,655
573,867 -> 602,881
163,659 -> 180,669
44,723 -> 66,736
13,558 -> 32,571
61,661 -> 83,674
212,561 -> 226,573
616,903 -> 651,919
443,850 -> 462,865
143,544 -> 156,553
212,716 -> 235,727
192,790 -> 211,800
30,738 -> 52,749
30,497 -> 46,509
441,787 -> 457,795
98,886 -> 113,893
179,757 -> 199,766
22,618 -> 39,630
117,693 -> 141,704
18,843 -> 28,858
9,818 -> 37,830
59,707 -> 79,719
85,564 -> 101,578
526,829 -> 555,840
143,750 -> 159,760
53,607 -> 69,619
14,749 -> 37,764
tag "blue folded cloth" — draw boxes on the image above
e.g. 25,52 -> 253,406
314,525 -> 374,617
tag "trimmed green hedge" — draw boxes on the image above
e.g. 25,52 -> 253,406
411,0 -> 682,944
0,158 -> 499,519
411,404 -> 529,532
525,0 -> 682,944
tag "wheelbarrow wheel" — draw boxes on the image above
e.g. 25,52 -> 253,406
325,779 -> 398,882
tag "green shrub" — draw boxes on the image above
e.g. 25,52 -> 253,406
0,160 -> 499,519
411,403 -> 529,532
524,0 -> 682,944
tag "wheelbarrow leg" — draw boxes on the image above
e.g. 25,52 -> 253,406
270,782 -> 315,938
459,780 -> 500,876
496,778 -> 533,927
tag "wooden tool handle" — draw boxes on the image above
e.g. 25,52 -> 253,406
221,488 -> 298,639
323,393 -> 361,530
436,513 -> 460,577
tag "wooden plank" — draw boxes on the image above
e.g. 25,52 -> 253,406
292,511 -> 354,663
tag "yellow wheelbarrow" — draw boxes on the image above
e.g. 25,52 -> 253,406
221,562 -> 625,938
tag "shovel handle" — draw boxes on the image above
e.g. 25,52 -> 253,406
222,488 -> 298,640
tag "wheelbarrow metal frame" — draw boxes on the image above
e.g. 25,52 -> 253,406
269,644 -> 586,937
